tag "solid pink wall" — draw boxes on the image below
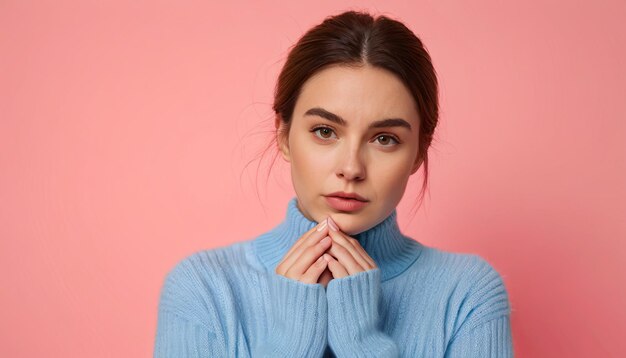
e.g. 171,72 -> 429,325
1,1 -> 624,357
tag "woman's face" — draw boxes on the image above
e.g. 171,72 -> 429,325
277,64 -> 423,235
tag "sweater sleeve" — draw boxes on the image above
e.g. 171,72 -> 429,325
154,255 -> 329,357
444,315 -> 513,357
444,256 -> 514,357
257,271 -> 328,357
154,309 -> 226,357
326,268 -> 400,357
154,258 -> 230,357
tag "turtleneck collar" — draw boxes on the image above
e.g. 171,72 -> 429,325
253,197 -> 424,282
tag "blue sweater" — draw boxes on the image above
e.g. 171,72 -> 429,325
154,197 -> 513,357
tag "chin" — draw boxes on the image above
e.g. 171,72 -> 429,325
328,215 -> 364,236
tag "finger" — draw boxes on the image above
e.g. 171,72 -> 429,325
326,242 -> 363,276
285,235 -> 332,279
281,223 -> 328,273
281,219 -> 327,264
348,238 -> 376,268
324,253 -> 349,279
330,230 -> 373,270
276,220 -> 328,275
327,230 -> 370,273
318,267 -> 333,286
300,255 -> 329,284
326,217 -> 374,269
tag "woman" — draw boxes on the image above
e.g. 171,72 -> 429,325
154,10 -> 513,357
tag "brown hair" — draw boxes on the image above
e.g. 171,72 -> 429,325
251,10 -> 439,214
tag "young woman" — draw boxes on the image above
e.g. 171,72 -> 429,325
155,10 -> 513,357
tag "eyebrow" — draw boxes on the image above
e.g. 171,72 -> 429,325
304,107 -> 412,131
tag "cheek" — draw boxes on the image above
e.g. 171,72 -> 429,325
293,147 -> 321,173
289,140 -> 332,188
290,135 -> 333,175
370,156 -> 412,194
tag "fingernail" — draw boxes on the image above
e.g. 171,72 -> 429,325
327,217 -> 338,231
316,219 -> 328,232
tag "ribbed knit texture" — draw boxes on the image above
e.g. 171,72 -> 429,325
154,197 -> 513,357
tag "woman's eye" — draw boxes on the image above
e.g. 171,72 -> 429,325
310,126 -> 400,147
375,135 -> 400,146
311,126 -> 337,140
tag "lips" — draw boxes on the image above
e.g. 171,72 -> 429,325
325,191 -> 368,202
325,196 -> 369,212
324,193 -> 369,212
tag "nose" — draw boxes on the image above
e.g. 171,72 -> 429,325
336,145 -> 366,181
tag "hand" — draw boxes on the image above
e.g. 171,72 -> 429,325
275,219 -> 332,286
318,266 -> 333,288
323,217 -> 378,279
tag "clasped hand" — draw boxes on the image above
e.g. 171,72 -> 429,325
276,216 -> 377,288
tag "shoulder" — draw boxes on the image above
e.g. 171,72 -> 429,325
156,242 -> 251,324
163,243 -> 244,281
418,246 -> 508,287
419,247 -> 512,329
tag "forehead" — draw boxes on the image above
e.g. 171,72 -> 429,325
295,64 -> 420,127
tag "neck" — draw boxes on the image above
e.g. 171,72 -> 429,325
253,197 -> 424,282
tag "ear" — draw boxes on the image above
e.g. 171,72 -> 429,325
275,115 -> 291,163
410,155 -> 423,175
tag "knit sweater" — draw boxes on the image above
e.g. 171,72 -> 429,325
154,197 -> 513,357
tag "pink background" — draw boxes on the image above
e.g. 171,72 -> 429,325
1,1 -> 625,357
